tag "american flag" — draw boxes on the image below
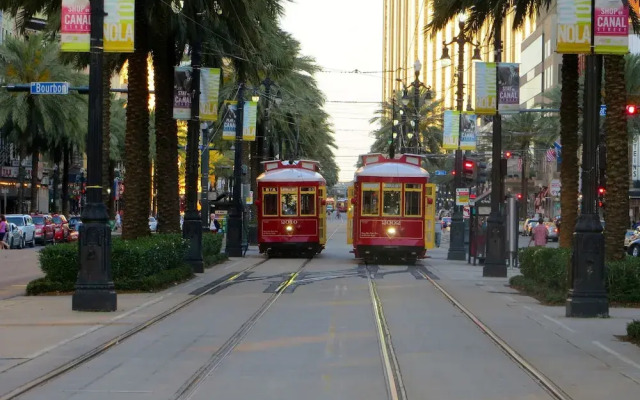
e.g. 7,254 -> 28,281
546,148 -> 556,162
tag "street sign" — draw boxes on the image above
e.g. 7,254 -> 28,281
434,170 -> 447,176
30,82 -> 69,95
550,179 -> 562,196
456,188 -> 470,206
600,104 -> 606,116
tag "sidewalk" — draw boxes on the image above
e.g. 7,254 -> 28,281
425,244 -> 640,399
0,254 -> 261,398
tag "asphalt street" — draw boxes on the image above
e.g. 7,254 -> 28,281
17,221 -> 555,400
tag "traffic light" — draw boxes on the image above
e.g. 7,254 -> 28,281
477,161 -> 488,184
462,158 -> 476,181
516,193 -> 523,200
598,186 -> 606,208
627,105 -> 637,115
504,151 -> 512,159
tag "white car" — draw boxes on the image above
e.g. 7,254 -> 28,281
5,214 -> 36,247
149,217 -> 158,232
6,223 -> 26,249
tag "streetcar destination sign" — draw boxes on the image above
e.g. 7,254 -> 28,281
30,82 -> 69,95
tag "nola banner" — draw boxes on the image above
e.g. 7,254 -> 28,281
61,0 -> 135,53
442,110 -> 460,150
594,0 -> 629,54
474,62 -> 497,115
497,63 -> 520,113
556,0 -> 592,53
173,67 -> 193,120
222,101 -> 257,141
460,112 -> 477,151
199,68 -> 221,121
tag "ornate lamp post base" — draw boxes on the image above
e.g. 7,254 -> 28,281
225,212 -> 243,257
73,202 -> 116,312
183,210 -> 204,273
483,211 -> 507,277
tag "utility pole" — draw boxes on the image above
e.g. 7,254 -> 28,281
200,123 -> 211,231
389,94 -> 397,159
226,83 -> 245,257
260,77 -> 273,172
72,0 -> 116,312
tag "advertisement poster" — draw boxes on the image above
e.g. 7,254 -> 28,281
556,0 -> 592,53
594,0 -> 629,54
474,62 -> 497,115
442,110 -> 460,150
497,63 -> 520,113
243,101 -> 258,141
199,68 -> 221,121
222,101 -> 238,140
104,0 -> 135,52
460,112 -> 477,151
61,0 -> 91,52
173,67 -> 193,120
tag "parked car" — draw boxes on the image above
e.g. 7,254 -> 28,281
31,214 -> 55,245
149,216 -> 158,232
545,223 -> 559,242
4,214 -> 36,247
624,229 -> 639,249
68,216 -> 82,231
5,223 -> 26,249
52,214 -> 70,242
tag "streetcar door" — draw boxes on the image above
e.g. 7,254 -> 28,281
347,184 -> 354,244
424,183 -> 436,249
319,186 -> 327,245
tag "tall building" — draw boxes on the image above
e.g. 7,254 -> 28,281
382,0 -> 532,111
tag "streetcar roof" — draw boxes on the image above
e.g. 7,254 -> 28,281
354,153 -> 429,179
257,160 -> 326,183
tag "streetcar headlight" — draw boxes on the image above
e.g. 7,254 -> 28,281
285,225 -> 294,233
387,227 -> 397,236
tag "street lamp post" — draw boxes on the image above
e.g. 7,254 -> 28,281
441,14 -> 481,261
389,93 -> 397,159
200,122 -> 212,232
258,77 -> 274,173
226,83 -> 246,257
72,0 -> 116,312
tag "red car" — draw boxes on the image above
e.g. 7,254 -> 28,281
52,214 -> 70,242
31,214 -> 55,245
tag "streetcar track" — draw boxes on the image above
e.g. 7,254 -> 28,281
172,258 -> 312,400
415,267 -> 573,400
0,258 -> 271,400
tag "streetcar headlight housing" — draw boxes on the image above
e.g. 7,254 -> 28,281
386,227 -> 397,236
285,225 -> 294,233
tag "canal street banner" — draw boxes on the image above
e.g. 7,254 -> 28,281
594,0 -> 629,54
61,0 -> 135,53
222,101 -> 258,141
173,68 -> 222,121
497,63 -> 520,114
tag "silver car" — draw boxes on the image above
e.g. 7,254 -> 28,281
5,214 -> 36,247
546,223 -> 559,242
5,223 -> 26,249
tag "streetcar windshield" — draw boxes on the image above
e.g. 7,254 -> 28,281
281,187 -> 298,215
263,187 -> 278,216
404,183 -> 422,217
300,187 -> 316,216
361,182 -> 380,216
382,183 -> 401,216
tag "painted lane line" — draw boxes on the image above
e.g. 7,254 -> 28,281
542,315 -> 576,334
593,341 -> 640,371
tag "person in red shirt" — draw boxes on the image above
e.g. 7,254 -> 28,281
529,218 -> 549,247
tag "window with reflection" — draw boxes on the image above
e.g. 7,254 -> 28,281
262,187 -> 278,216
382,183 -> 401,216
280,187 -> 298,215
361,183 -> 380,216
300,187 -> 316,216
404,183 -> 422,217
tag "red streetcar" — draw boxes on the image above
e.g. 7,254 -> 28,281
347,153 -> 436,264
256,160 -> 327,257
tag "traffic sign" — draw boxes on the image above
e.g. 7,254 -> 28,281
550,179 -> 561,196
456,188 -> 470,206
600,104 -> 606,116
30,82 -> 69,95
434,170 -> 447,176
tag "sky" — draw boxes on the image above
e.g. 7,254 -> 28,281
280,0 -> 382,183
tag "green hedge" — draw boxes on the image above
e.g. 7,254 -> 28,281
29,233 -> 226,295
628,321 -> 640,343
512,247 -> 640,305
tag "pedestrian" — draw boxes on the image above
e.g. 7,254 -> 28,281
529,217 -> 548,247
0,215 -> 8,250
114,212 -> 121,231
434,217 -> 442,247
336,209 -> 341,220
209,213 -> 221,233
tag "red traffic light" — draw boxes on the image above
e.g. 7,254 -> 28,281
516,193 -> 523,200
463,161 -> 474,169
504,151 -> 512,159
598,186 -> 606,196
627,105 -> 637,115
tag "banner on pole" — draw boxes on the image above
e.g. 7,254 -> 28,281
442,110 -> 460,150
222,101 -> 238,140
61,0 -> 135,52
497,63 -> 520,113
173,67 -> 193,120
460,112 -> 477,151
199,68 -> 221,121
556,0 -> 592,53
594,0 -> 629,54
474,62 -> 497,115
243,101 -> 258,141
61,0 -> 91,52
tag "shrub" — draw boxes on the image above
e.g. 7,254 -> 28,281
607,258 -> 640,303
628,320 -> 640,342
39,243 -> 79,283
202,233 -> 224,266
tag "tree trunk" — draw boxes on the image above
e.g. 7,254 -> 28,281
122,2 -> 150,239
604,54 -> 628,260
62,145 -> 70,216
102,56 -> 113,213
152,35 -> 180,233
30,151 -> 39,213
559,54 -> 580,248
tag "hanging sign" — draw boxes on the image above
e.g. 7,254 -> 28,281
460,112 -> 477,151
442,110 -> 460,150
594,0 -> 629,54
222,101 -> 238,140
173,66 -> 193,120
474,62 -> 497,115
61,0 -> 91,52
497,63 -> 520,113
199,68 -> 221,121
243,101 -> 258,141
556,0 -> 592,53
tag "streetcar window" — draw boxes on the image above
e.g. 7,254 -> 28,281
300,187 -> 316,216
404,183 -> 422,217
382,183 -> 401,216
281,187 -> 298,215
361,183 -> 380,216
262,187 -> 279,216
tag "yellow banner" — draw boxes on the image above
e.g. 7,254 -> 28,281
474,62 -> 497,115
243,101 -> 258,141
104,0 -> 134,53
199,68 -> 221,121
557,0 -> 592,54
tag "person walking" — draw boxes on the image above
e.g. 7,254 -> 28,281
210,213 -> 221,233
0,215 -> 8,250
434,217 -> 443,247
529,218 -> 549,247
114,212 -> 121,231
